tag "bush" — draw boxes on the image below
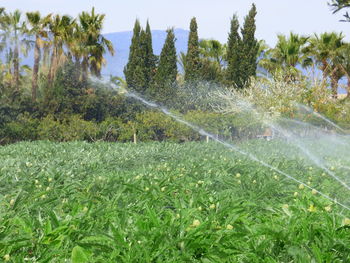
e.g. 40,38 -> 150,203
38,115 -> 98,142
1,113 -> 40,144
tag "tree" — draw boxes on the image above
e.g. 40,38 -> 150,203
150,29 -> 177,104
5,10 -> 27,92
78,7 -> 114,78
47,14 -> 75,87
260,33 -> 309,80
144,20 -> 157,88
226,14 -> 241,87
306,32 -> 344,79
26,11 -> 51,102
329,0 -> 350,21
240,4 -> 259,86
337,43 -> 350,97
199,39 -> 226,82
184,17 -> 201,82
124,19 -> 144,92
305,32 -> 344,97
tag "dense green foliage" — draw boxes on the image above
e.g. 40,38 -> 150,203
226,15 -> 241,88
150,29 -> 178,105
240,4 -> 259,86
226,5 -> 259,89
184,18 -> 201,83
1,141 -> 350,262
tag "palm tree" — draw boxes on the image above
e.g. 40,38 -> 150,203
337,43 -> 350,97
199,39 -> 226,65
5,10 -> 26,92
178,51 -> 187,73
26,11 -> 51,102
305,32 -> 345,97
329,0 -> 350,21
78,8 -> 114,79
47,14 -> 75,87
260,33 -> 309,80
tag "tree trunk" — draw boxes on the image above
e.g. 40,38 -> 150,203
47,47 -> 56,88
347,78 -> 350,99
330,74 -> 338,99
13,41 -> 20,92
82,57 -> 89,82
32,36 -> 41,102
321,61 -> 328,81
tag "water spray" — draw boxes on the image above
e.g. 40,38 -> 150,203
93,77 -> 350,212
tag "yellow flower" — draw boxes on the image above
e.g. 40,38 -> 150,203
324,206 -> 332,212
237,179 -> 241,184
161,187 -> 166,192
343,218 -> 350,225
209,204 -> 216,210
10,199 -> 15,206
191,219 -> 201,227
4,254 -> 10,261
198,206 -> 202,211
145,187 -> 149,191
235,173 -> 241,178
308,204 -> 317,212
197,180 -> 204,185
35,179 -> 39,184
330,166 -> 335,171
308,167 -> 313,171
298,184 -> 305,190
293,192 -> 298,197
311,189 -> 317,195
252,180 -> 257,184
48,178 -> 53,182
83,207 -> 88,212
226,224 -> 234,230
274,175 -> 279,180
46,187 -> 50,191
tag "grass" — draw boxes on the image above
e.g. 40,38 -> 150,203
0,140 -> 350,262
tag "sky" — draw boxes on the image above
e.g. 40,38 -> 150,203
0,0 -> 349,46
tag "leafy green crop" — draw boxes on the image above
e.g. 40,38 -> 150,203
0,141 -> 349,262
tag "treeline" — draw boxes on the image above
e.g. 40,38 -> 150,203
1,3 -> 350,144
123,4 -> 259,105
0,5 -> 262,144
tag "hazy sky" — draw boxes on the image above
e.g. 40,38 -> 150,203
0,0 -> 349,46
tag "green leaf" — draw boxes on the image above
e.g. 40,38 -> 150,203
71,245 -> 90,263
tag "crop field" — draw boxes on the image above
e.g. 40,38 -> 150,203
1,140 -> 350,262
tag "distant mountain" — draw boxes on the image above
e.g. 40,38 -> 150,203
102,28 -> 189,77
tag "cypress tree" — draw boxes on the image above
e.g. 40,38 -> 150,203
184,17 -> 201,82
226,14 -> 241,88
124,19 -> 142,91
124,19 -> 156,94
240,4 -> 259,87
150,29 -> 178,104
145,20 -> 157,86
132,29 -> 148,95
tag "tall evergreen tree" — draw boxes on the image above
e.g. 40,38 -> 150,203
226,14 -> 241,87
124,19 -> 155,94
184,17 -> 200,82
240,4 -> 259,86
150,29 -> 177,104
124,19 -> 144,92
144,20 -> 157,87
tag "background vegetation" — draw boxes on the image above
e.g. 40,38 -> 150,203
1,3 -> 350,145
